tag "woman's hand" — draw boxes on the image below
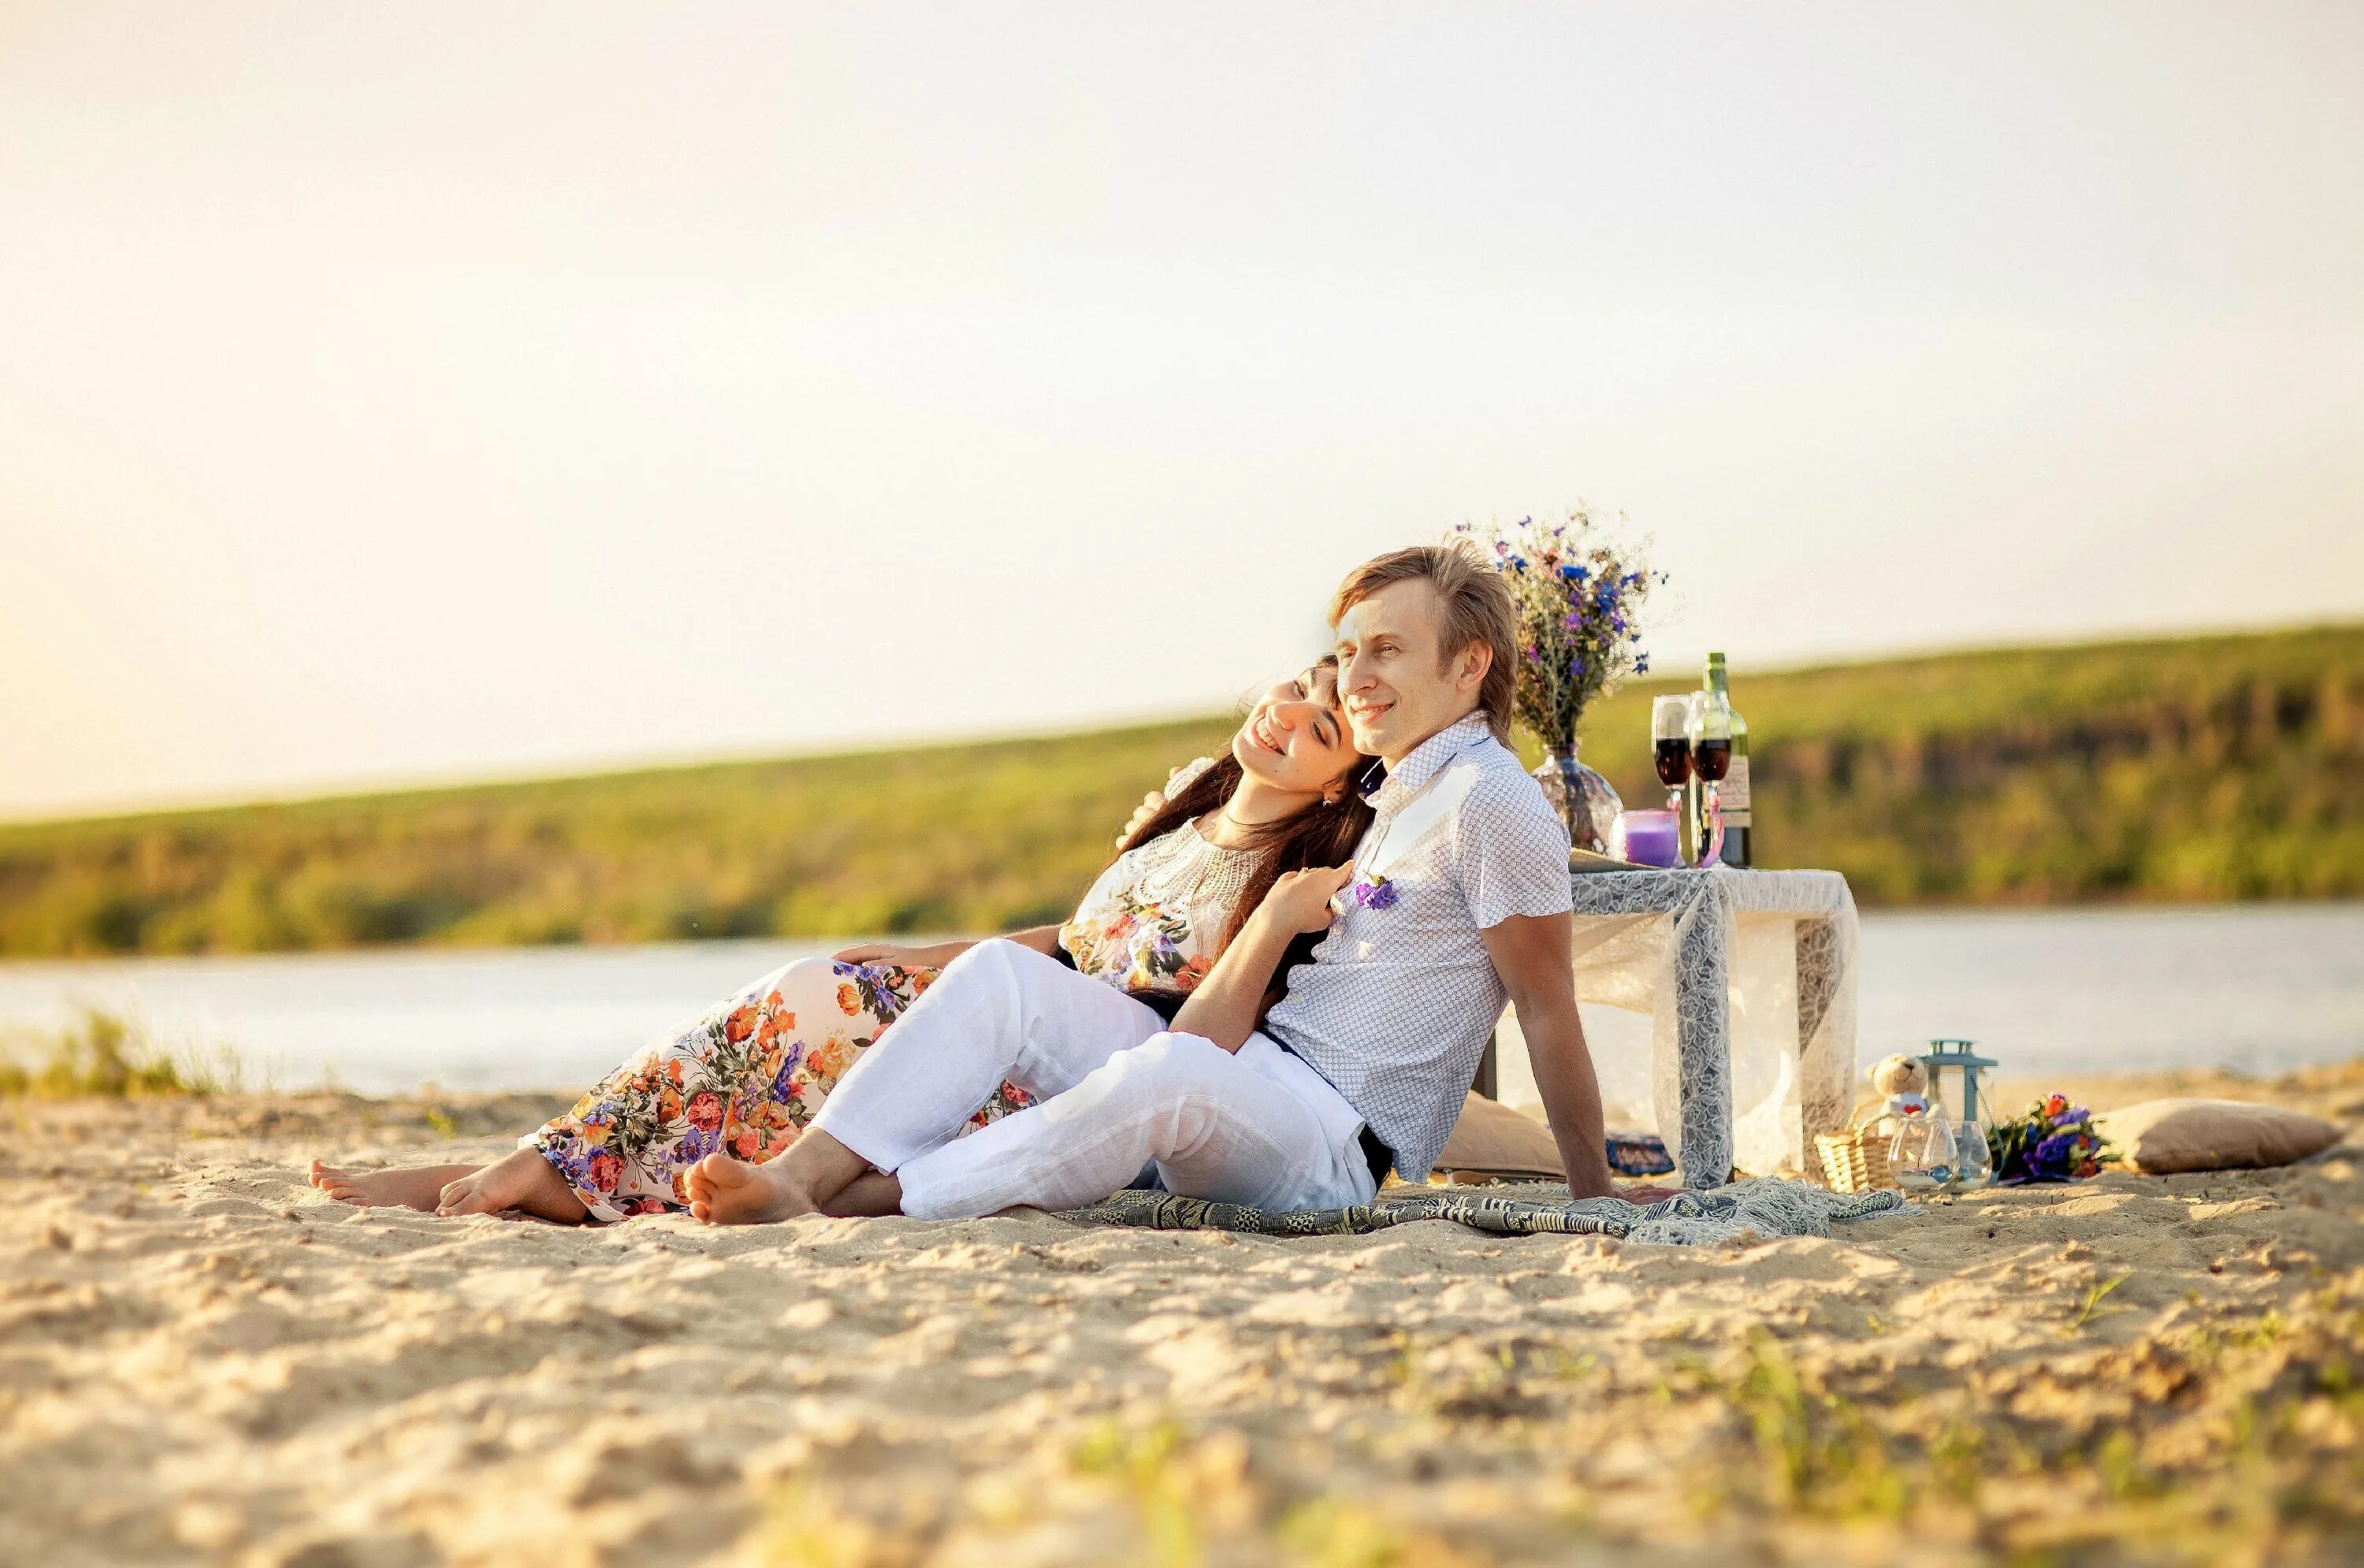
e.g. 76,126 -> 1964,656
1118,790 -> 1165,845
1170,864 -> 1353,1053
1255,862 -> 1358,936
830,939 -> 965,969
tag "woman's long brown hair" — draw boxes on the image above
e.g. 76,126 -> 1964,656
1115,658 -> 1376,959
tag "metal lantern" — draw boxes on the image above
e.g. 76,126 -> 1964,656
1916,1037 -> 1999,1127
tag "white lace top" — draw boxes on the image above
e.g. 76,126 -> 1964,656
1059,758 -> 1257,995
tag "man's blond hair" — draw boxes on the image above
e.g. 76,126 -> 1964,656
1329,541 -> 1518,743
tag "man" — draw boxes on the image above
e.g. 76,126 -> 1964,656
1170,542 -> 1622,1198
686,541 -> 1624,1223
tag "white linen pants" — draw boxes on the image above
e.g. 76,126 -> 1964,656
810,939 -> 1377,1219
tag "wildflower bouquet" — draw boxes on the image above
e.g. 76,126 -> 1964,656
1988,1094 -> 2114,1184
1460,510 -> 1663,853
1463,509 -> 1663,750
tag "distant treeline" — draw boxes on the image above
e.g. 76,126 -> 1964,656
2,625 -> 2357,958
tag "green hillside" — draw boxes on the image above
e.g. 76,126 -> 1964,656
1578,623 -> 2364,905
2,624 -> 2358,957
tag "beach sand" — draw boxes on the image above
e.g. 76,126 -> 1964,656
4,1064 -> 2361,1567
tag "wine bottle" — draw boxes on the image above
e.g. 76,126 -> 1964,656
1682,688 -> 1704,863
1704,651 -> 1752,868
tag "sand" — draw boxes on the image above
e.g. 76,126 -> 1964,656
3,1065 -> 2362,1568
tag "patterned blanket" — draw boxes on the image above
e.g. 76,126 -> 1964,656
1066,1176 -> 1909,1247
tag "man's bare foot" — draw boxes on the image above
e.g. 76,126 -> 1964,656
685,1154 -> 821,1224
310,1160 -> 479,1211
435,1147 -> 590,1224
823,1171 -> 905,1217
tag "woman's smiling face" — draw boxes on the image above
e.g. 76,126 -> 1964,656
1232,663 -> 1362,797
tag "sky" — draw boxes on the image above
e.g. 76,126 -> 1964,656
3,2 -> 2360,820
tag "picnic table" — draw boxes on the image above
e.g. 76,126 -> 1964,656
1489,868 -> 1860,1189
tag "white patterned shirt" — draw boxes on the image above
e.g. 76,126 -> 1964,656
1262,715 -> 1574,1179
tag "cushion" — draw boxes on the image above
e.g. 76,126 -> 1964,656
2093,1098 -> 2342,1175
1435,1093 -> 1566,1180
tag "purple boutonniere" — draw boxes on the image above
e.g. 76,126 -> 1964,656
1352,874 -> 1398,911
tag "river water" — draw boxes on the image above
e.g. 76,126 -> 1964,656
0,905 -> 2356,1099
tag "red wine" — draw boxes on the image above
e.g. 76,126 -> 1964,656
1692,737 -> 1731,782
1653,738 -> 1693,788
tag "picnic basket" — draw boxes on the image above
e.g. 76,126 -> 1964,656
1814,1105 -> 1898,1195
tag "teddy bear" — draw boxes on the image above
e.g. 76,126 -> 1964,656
1868,1053 -> 1931,1129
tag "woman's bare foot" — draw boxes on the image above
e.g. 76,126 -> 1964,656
310,1160 -> 479,1211
685,1154 -> 821,1224
435,1147 -> 590,1224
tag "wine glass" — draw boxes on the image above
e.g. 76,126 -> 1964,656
1686,694 -> 1732,867
1650,696 -> 1693,817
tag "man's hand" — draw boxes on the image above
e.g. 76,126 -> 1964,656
1118,790 -> 1165,845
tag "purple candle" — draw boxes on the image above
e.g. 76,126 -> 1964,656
1614,809 -> 1680,868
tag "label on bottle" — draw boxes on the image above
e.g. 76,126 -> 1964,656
1719,755 -> 1751,819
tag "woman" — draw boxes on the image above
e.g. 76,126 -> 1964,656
309,661 -> 1373,1222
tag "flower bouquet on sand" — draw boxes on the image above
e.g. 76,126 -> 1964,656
1463,510 -> 1663,855
1989,1094 -> 2115,1184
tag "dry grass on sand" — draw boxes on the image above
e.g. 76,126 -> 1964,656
3,1065 -> 2362,1566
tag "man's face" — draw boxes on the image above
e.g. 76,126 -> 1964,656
1333,579 -> 1486,764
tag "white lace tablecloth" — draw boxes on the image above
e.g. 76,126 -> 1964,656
1551,868 -> 1859,1188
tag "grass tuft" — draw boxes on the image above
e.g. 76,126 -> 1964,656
1721,1328 -> 1907,1520
1277,1496 -> 1491,1568
1069,1418 -> 1203,1568
2069,1273 -> 2132,1330
0,1007 -> 232,1098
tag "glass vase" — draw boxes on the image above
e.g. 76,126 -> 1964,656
1888,1116 -> 1961,1194
1533,741 -> 1622,858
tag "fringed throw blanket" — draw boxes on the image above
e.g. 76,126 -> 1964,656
1066,1177 -> 1908,1247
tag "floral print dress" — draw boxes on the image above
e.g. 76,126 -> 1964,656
1057,760 -> 1258,995
533,760 -> 1258,1221
530,957 -> 979,1221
